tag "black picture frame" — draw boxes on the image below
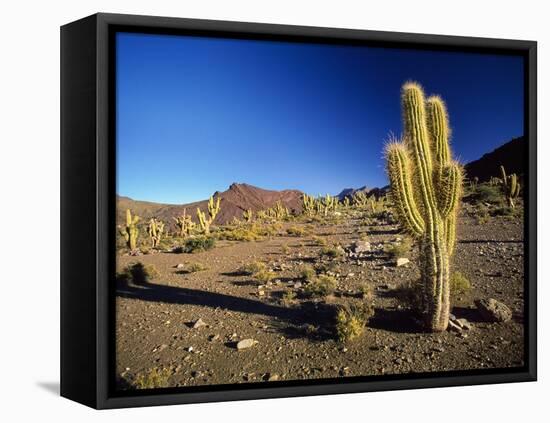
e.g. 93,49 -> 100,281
61,12 -> 537,409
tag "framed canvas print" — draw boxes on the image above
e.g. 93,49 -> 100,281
60,13 -> 537,409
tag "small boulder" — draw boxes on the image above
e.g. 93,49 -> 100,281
475,298 -> 512,322
176,263 -> 185,269
447,320 -> 462,333
192,318 -> 207,329
352,240 -> 371,253
236,339 -> 258,350
396,258 -> 410,267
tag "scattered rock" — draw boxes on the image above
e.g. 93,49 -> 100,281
208,334 -> 220,342
395,258 -> 410,267
176,263 -> 185,269
264,373 -> 280,381
293,281 -> 303,289
456,318 -> 473,330
192,318 -> 207,329
447,320 -> 462,333
236,339 -> 258,350
352,240 -> 371,253
475,298 -> 512,322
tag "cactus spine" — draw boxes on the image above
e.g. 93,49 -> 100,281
146,218 -> 165,248
197,196 -> 221,234
386,82 -> 463,332
500,165 -> 520,208
120,209 -> 140,251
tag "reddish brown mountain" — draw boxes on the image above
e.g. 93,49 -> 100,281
117,183 -> 304,227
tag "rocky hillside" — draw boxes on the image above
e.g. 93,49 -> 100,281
117,183 -> 304,226
464,136 -> 525,182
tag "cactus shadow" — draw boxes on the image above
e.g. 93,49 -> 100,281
368,308 -> 424,333
116,279 -> 331,342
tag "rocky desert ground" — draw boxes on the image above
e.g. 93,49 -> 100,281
115,188 -> 525,390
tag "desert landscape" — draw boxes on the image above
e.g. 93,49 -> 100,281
115,125 -> 526,390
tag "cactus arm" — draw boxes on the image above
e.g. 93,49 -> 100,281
386,143 -> 425,237
436,162 -> 463,218
444,213 -> 457,256
426,96 -> 450,167
402,83 -> 436,216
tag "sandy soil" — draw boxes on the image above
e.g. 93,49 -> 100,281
115,211 -> 525,389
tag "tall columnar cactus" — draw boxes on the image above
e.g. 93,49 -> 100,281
273,201 -> 289,220
243,209 -> 253,223
499,165 -> 521,208
173,209 -> 195,237
386,82 -> 463,332
352,191 -> 369,208
302,194 -> 316,216
343,197 -> 351,208
369,196 -> 387,215
197,196 -> 221,234
146,218 -> 165,248
120,209 -> 140,251
321,194 -> 337,216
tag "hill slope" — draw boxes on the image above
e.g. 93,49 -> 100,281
464,136 -> 525,182
117,183 -> 303,226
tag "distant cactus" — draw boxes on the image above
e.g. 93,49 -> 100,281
386,82 -> 463,332
321,194 -> 337,216
343,197 -> 351,208
243,209 -> 253,223
470,176 -> 479,190
197,196 -> 221,234
352,191 -> 369,208
369,196 -> 387,215
499,165 -> 521,208
173,209 -> 195,238
146,218 -> 165,248
120,209 -> 140,251
302,194 -> 316,216
273,201 -> 289,220
489,176 -> 501,186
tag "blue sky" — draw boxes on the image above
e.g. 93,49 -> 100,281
116,32 -> 524,204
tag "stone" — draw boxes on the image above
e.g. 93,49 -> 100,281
456,318 -> 473,330
176,263 -> 185,269
475,298 -> 512,322
447,320 -> 462,333
293,281 -> 303,289
191,318 -> 207,329
236,339 -> 258,350
395,258 -> 410,267
266,373 -> 280,381
352,240 -> 371,253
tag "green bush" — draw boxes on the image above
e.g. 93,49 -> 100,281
117,262 -> 159,285
335,304 -> 373,343
385,237 -> 413,258
450,271 -> 471,297
469,184 -> 502,204
173,236 -> 216,253
239,261 -> 267,276
303,275 -> 336,298
132,368 -> 171,389
298,265 -> 316,282
320,245 -> 344,259
180,262 -> 208,273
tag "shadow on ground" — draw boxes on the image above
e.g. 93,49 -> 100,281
117,279 -> 336,341
36,381 -> 60,396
